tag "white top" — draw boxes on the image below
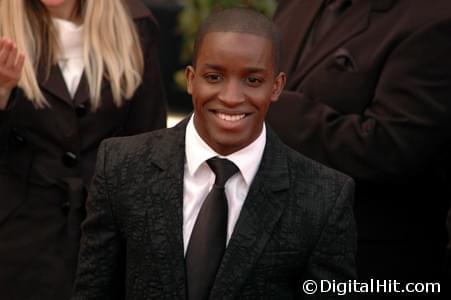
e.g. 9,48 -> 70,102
53,17 -> 84,98
183,115 -> 266,254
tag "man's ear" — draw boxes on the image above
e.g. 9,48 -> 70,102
185,66 -> 195,95
270,72 -> 286,102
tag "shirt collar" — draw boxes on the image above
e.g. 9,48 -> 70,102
185,114 -> 266,186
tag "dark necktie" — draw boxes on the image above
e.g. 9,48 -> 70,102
185,157 -> 239,300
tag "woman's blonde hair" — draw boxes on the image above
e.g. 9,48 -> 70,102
0,0 -> 144,110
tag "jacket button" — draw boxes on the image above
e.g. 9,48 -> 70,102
13,134 -> 26,145
61,200 -> 70,211
10,130 -> 26,146
75,104 -> 87,117
62,152 -> 78,167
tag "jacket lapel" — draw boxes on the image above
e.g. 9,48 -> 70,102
72,73 -> 90,106
37,63 -> 73,105
210,127 -> 290,299
289,0 -> 373,87
72,73 -> 110,106
142,120 -> 188,299
275,0 -> 324,76
37,63 -> 103,107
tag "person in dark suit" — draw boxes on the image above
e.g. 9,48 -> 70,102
266,0 -> 451,284
72,8 -> 356,300
0,0 -> 166,299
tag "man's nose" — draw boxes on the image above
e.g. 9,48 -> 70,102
218,80 -> 245,106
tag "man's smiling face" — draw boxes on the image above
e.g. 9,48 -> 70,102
186,31 -> 285,155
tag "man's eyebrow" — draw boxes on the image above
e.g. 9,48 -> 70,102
245,67 -> 268,73
201,63 -> 268,73
199,64 -> 223,71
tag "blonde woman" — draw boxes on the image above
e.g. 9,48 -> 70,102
0,0 -> 166,299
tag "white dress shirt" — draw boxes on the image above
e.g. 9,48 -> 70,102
183,115 -> 266,254
53,18 -> 84,98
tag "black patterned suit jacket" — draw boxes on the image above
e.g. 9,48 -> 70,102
72,120 -> 357,299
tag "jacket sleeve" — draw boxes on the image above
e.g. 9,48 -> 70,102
303,177 -> 357,299
72,140 -> 125,300
0,88 -> 18,155
124,14 -> 167,135
267,18 -> 451,183
0,88 -> 17,126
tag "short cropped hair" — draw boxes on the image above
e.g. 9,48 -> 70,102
192,7 -> 281,73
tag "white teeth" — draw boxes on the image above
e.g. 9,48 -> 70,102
216,112 -> 246,122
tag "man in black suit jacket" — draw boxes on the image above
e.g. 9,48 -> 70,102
72,8 -> 356,299
267,0 -> 451,284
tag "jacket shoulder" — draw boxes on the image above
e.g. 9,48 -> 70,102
100,127 -> 174,165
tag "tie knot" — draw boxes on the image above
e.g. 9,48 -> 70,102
207,157 -> 239,187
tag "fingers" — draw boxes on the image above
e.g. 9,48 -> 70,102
5,44 -> 18,69
0,37 -> 24,69
0,37 -> 25,90
0,38 -> 12,65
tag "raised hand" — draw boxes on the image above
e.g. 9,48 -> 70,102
0,37 -> 25,110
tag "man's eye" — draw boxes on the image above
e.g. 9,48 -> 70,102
246,76 -> 263,86
204,74 -> 222,82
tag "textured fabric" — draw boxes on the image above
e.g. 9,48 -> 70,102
72,119 -> 357,300
185,158 -> 238,300
267,0 -> 451,282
